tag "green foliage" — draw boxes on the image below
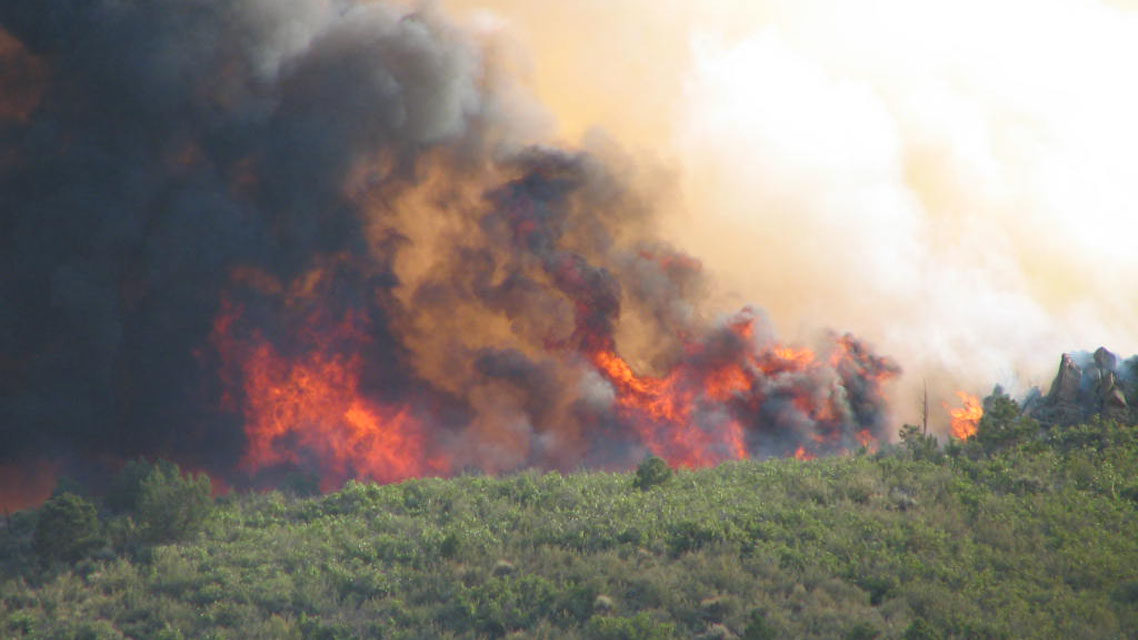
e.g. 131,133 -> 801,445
136,462 -> 214,543
902,618 -> 941,640
2,419 -> 1136,639
107,458 -> 174,513
587,612 -> 676,640
741,609 -> 777,640
51,475 -> 89,499
846,621 -> 881,640
899,424 -> 943,463
32,492 -> 100,564
633,455 -> 672,490
975,386 -> 1037,453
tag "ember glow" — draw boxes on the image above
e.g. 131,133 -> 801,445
0,462 -> 59,513
947,392 -> 983,440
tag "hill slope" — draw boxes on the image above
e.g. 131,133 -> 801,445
2,419 -> 1137,640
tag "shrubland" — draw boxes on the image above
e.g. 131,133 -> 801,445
2,402 -> 1136,639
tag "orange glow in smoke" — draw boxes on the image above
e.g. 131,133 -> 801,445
855,428 -> 876,451
0,461 -> 60,512
0,29 -> 48,124
947,391 -> 983,440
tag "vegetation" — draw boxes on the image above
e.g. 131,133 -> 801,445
2,410 -> 1137,639
31,493 -> 100,565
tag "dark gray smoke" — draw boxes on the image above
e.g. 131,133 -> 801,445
1,0 -> 900,493
0,0 -> 495,473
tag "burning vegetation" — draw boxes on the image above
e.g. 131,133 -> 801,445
946,392 -> 983,440
2,0 -> 904,498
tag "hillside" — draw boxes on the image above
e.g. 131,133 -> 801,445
3,410 -> 1137,640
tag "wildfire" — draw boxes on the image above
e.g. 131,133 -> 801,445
586,316 -> 892,466
210,296 -> 447,489
947,391 -> 983,439
794,446 -> 817,461
589,349 -> 747,468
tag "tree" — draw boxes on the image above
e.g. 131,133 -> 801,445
136,463 -> 213,543
106,458 -> 176,513
633,455 -> 672,490
902,618 -> 941,640
33,492 -> 100,564
975,386 -> 1036,453
899,424 -> 942,462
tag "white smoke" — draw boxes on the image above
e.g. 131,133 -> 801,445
673,0 -> 1138,419
440,0 -> 1138,428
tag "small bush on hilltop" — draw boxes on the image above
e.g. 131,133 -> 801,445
136,463 -> 213,544
633,455 -> 672,490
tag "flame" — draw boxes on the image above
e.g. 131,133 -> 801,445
210,296 -> 447,489
589,348 -> 747,468
947,391 -> 982,439
855,428 -> 877,451
586,318 -> 893,467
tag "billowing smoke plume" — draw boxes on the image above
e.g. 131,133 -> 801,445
0,0 -> 898,500
444,0 -> 1138,418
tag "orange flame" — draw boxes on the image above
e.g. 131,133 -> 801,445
586,319 -> 890,466
211,298 -> 447,489
793,446 -> 817,461
590,349 -> 747,468
855,428 -> 877,452
946,391 -> 982,439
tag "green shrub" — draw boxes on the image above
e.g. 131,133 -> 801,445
74,620 -> 125,640
741,609 -> 777,640
587,611 -> 676,640
633,456 -> 672,491
33,492 -> 100,564
137,463 -> 213,543
107,459 -> 172,513
903,618 -> 941,640
846,621 -> 881,640
976,387 -> 1037,453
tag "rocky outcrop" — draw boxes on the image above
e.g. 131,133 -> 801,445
1027,347 -> 1136,426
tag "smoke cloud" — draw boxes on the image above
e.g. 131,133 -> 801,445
2,0 -> 901,499
441,0 -> 1138,416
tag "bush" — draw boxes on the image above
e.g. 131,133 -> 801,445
33,492 -> 101,564
633,455 -> 672,490
136,463 -> 213,543
976,387 -> 1036,453
587,611 -> 676,640
846,621 -> 881,640
107,459 -> 173,513
899,424 -> 943,463
741,609 -> 777,640
903,618 -> 941,640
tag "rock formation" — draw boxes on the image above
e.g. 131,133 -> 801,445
1026,347 -> 1136,425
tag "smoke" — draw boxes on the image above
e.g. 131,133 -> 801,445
0,0 -> 518,476
440,0 -> 1138,419
1,0 -> 903,499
